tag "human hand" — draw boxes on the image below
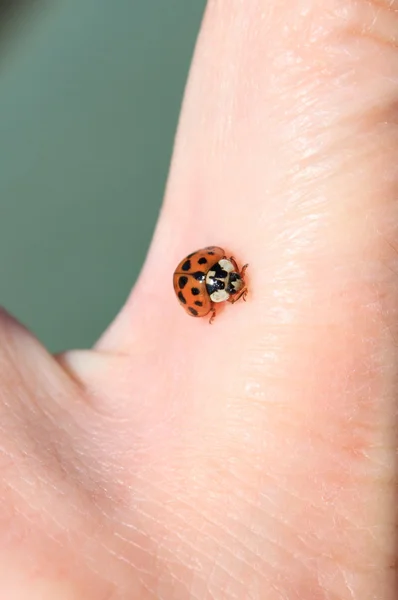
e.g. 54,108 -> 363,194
0,2 -> 396,598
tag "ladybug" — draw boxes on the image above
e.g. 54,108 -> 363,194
173,246 -> 248,323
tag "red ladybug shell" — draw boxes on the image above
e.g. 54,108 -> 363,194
173,246 -> 225,317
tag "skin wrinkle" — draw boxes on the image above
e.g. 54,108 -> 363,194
233,456 -> 371,565
81,540 -> 143,597
0,378 -> 144,597
70,519 -> 153,597
129,497 -> 271,583
102,545 -> 160,600
107,472 -> 282,592
103,442 -> 374,592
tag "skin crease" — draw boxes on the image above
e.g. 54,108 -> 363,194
0,0 -> 398,597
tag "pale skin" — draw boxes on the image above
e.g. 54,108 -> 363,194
0,1 -> 397,598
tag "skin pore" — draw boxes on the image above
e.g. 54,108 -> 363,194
0,1 -> 397,598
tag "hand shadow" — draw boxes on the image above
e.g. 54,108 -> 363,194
0,0 -> 40,42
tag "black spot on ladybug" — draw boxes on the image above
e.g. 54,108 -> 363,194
193,271 -> 205,281
178,276 -> 188,289
194,301 -> 203,307
182,260 -> 191,271
198,257 -> 207,265
188,307 -> 199,316
191,287 -> 200,296
207,251 -> 215,255
178,291 -> 186,304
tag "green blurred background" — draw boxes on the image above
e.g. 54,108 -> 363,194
0,1 -> 205,351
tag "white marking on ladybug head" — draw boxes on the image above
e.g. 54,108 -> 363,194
210,289 -> 230,303
218,259 -> 234,273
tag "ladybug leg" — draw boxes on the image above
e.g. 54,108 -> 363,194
229,257 -> 249,279
227,259 -> 248,304
240,263 -> 249,278
240,265 -> 249,301
209,307 -> 217,324
229,286 -> 248,304
228,256 -> 239,271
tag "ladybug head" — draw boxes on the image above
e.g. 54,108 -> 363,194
226,271 -> 243,296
